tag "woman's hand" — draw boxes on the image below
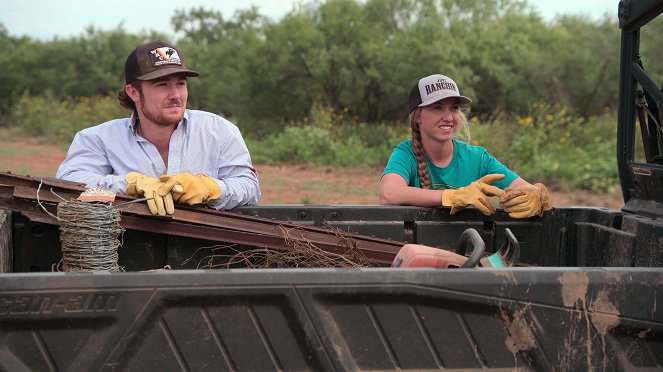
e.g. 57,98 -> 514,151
442,174 -> 506,215
500,183 -> 552,218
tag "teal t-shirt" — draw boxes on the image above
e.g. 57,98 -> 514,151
381,138 -> 518,190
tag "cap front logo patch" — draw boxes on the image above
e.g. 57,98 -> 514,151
425,79 -> 457,96
149,47 -> 182,66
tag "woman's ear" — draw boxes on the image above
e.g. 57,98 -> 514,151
414,109 -> 422,125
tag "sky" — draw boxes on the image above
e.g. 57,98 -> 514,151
0,0 -> 619,41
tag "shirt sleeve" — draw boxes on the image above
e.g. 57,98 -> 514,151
381,142 -> 417,185
206,123 -> 261,210
56,130 -> 127,193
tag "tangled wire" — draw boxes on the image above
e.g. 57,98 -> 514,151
183,224 -> 376,269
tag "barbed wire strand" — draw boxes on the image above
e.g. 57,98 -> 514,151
181,223 -> 376,269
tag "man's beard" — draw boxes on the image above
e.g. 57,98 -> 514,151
140,97 -> 184,127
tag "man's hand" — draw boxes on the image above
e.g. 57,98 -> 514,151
500,183 -> 552,218
125,172 -> 175,215
158,173 -> 221,205
442,174 -> 506,215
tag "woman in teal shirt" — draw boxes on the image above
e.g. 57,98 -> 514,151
380,74 -> 552,218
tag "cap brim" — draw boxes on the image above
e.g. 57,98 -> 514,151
136,67 -> 200,81
420,95 -> 472,108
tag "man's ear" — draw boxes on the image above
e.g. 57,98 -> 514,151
125,83 -> 140,102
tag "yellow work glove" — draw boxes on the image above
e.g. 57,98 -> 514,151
499,183 -> 553,218
158,173 -> 221,205
442,174 -> 506,215
125,172 -> 175,216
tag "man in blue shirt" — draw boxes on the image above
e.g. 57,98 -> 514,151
57,40 -> 260,215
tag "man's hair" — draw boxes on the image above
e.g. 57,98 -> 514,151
409,108 -> 471,189
117,82 -> 141,111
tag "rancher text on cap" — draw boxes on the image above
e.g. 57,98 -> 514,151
408,74 -> 472,113
124,40 -> 200,84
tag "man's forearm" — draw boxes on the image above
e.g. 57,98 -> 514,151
207,175 -> 261,210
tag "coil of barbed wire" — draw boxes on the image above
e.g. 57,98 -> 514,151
56,199 -> 124,272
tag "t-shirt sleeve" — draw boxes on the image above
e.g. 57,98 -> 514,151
479,151 -> 519,189
381,143 -> 416,185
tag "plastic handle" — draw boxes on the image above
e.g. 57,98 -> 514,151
454,228 -> 486,268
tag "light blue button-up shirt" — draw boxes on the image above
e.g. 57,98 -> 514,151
56,109 -> 261,210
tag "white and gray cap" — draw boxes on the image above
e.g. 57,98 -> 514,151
408,74 -> 472,113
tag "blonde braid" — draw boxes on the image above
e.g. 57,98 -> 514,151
409,109 -> 432,189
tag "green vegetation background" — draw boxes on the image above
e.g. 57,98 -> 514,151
1,0 -> 661,192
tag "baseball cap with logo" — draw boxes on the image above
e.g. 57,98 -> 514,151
124,40 -> 200,84
408,74 -> 472,113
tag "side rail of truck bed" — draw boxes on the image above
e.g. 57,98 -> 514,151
0,268 -> 661,371
6,204 -> 663,273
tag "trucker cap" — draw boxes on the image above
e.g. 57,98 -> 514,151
124,40 -> 200,84
408,74 -> 472,113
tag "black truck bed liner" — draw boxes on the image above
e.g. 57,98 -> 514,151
2,204 -> 663,371
1,268 -> 662,371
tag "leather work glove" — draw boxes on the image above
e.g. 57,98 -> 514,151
500,183 -> 553,218
158,173 -> 221,205
442,174 -> 506,215
125,172 -> 175,216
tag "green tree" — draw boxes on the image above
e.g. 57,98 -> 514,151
61,27 -> 146,97
0,0 -> 635,128
549,15 -> 620,116
0,26 -> 145,117
0,24 -> 27,116
640,15 -> 663,85
173,7 -> 269,118
247,11 -> 324,121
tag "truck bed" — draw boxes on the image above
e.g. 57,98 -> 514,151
1,267 -> 661,371
1,205 -> 662,371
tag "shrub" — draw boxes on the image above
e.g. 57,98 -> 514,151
9,91 -> 61,136
471,103 -> 618,192
247,104 -> 409,168
10,92 -> 127,144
